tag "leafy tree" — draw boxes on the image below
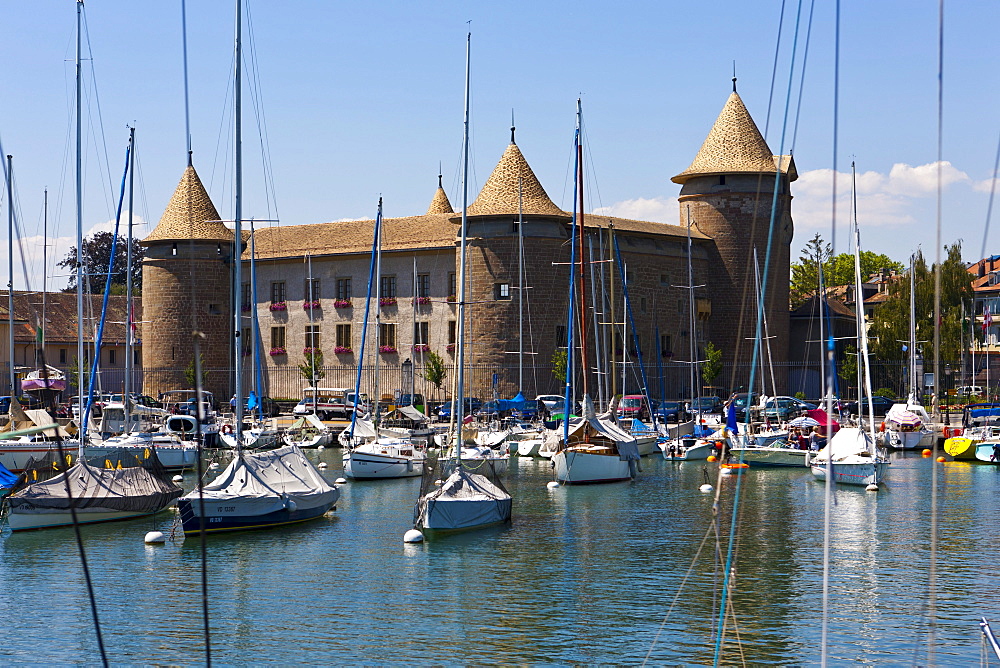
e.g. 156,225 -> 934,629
421,351 -> 447,396
299,349 -> 326,382
702,341 -> 723,388
57,231 -> 145,293
551,349 -> 567,384
67,355 -> 90,393
839,344 -> 858,395
789,233 -> 904,307
184,354 -> 208,389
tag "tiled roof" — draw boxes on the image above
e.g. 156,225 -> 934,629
1,291 -> 138,345
142,165 -> 232,245
467,143 -> 568,217
790,295 -> 856,319
426,183 -> 454,215
672,91 -> 796,184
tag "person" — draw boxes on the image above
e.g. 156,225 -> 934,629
809,426 -> 826,451
230,394 -> 237,412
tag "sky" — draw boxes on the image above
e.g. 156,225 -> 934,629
1,1 -> 998,292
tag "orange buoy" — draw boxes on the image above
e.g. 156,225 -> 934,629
936,456 -> 946,463
922,449 -> 932,457
707,455 -> 718,462
880,421 -> 885,432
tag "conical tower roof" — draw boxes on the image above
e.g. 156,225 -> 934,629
672,91 -> 790,184
142,165 -> 232,245
467,142 -> 567,217
426,174 -> 454,214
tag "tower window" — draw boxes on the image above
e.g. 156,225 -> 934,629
380,276 -> 397,299
271,281 -> 285,305
171,243 -> 177,256
271,326 -> 285,350
660,335 -> 672,357
448,321 -> 456,345
416,274 -> 431,298
335,324 -> 351,349
494,283 -> 511,300
719,176 -> 726,185
242,283 -> 252,310
305,325 -> 320,350
448,272 -> 457,298
336,278 -> 352,300
640,297 -> 647,313
59,349 -> 66,364
660,273 -> 670,286
413,321 -> 429,345
108,349 -> 116,365
556,324 -> 567,344
305,278 -> 320,301
378,323 -> 396,349
208,304 -> 221,315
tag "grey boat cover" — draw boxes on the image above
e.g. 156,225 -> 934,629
414,467 -> 511,531
7,448 -> 182,514
560,415 -> 641,461
181,444 -> 339,517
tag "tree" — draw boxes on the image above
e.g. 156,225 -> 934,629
421,351 -> 447,397
551,349 -> 567,385
299,349 -> 326,382
839,344 -> 858,395
789,233 -> 904,307
57,231 -> 145,293
702,341 -> 723,389
184,354 -> 208,389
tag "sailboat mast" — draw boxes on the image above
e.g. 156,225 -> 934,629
575,100 -> 589,400
373,202 -> 383,426
562,111 -> 581,442
455,32 -> 471,462
307,253 -> 316,414
686,206 -> 697,412
42,188 -> 47,357
5,154 -> 13,396
124,127 -> 135,409
518,175 -> 524,392
909,254 -> 917,401
851,162 -> 876,440
232,0 -> 244,445
589,233 -> 605,410
75,0 -> 85,449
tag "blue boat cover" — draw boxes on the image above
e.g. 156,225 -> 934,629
0,460 -> 17,490
970,408 -> 1000,419
497,392 -> 526,411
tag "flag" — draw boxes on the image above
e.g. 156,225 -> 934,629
726,402 -> 737,432
985,307 -> 993,333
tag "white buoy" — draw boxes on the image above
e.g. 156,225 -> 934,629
699,484 -> 714,493
546,481 -> 561,489
403,529 -> 424,543
866,483 -> 879,492
720,468 -> 732,476
144,531 -> 166,544
172,474 -> 184,483
318,462 -> 328,469
317,445 -> 326,451
209,462 -> 219,469
434,479 -> 443,486
335,477 -> 347,484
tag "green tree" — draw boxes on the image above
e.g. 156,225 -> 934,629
184,354 -> 208,389
299,349 -> 326,382
68,355 -> 90,393
57,231 -> 145,293
421,351 -> 447,396
789,233 -> 904,307
839,344 -> 858,395
702,341 -> 723,388
551,349 -> 567,384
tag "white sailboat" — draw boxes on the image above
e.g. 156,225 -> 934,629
342,199 -> 426,480
811,163 -> 889,488
177,0 -> 338,534
413,34 -> 511,533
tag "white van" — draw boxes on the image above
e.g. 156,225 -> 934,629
957,386 -> 983,396
293,387 -> 368,419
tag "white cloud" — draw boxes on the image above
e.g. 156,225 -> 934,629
591,196 -> 678,223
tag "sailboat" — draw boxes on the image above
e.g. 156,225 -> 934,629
552,101 -> 640,484
5,4 -> 182,530
176,0 -> 338,534
811,164 -> 890,488
412,34 -> 511,533
342,199 -> 427,479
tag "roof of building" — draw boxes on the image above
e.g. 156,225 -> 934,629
426,175 -> 454,214
2,291 -> 137,345
790,295 -> 856,319
142,165 -> 232,245
672,91 -> 797,184
467,142 -> 568,217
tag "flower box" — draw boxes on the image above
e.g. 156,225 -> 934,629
413,296 -> 432,306
302,347 -> 321,356
269,301 -> 287,312
412,344 -> 430,353
334,346 -> 353,354
446,295 -> 457,303
379,297 -> 397,307
333,299 -> 351,309
303,300 -> 321,310
379,345 -> 398,354
268,347 -> 287,356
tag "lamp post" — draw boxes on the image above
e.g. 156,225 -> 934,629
945,363 -> 953,427
401,357 -> 413,406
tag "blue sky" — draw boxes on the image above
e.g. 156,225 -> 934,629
1,1 -> 998,290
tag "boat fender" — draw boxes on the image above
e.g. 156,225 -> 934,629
880,422 -> 885,432
283,498 -> 298,511
221,424 -> 233,435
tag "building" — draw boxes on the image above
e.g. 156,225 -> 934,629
142,86 -> 796,402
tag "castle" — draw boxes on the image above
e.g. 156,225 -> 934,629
141,86 -> 795,402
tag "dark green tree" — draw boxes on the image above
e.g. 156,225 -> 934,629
551,349 -> 567,385
57,231 -> 145,293
184,354 -> 208,389
789,233 -> 904,307
299,349 -> 326,382
702,341 -> 723,389
421,351 -> 447,397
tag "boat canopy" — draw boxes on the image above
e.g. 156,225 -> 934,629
497,392 -> 527,411
414,467 -> 511,531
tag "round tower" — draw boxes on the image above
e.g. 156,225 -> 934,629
457,132 -> 571,396
671,84 -> 796,392
141,163 -> 234,399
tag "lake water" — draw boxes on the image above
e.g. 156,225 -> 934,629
1,449 -> 997,664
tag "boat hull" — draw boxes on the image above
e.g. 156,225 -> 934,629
516,439 -> 542,457
975,442 -> 1000,463
343,448 -> 424,479
0,442 -> 61,473
729,446 -> 810,467
810,461 -> 889,486
659,439 -> 715,461
85,443 -> 198,472
178,497 -> 335,535
944,436 -> 978,460
553,448 -> 634,484
882,429 -> 933,450
7,506 -> 172,532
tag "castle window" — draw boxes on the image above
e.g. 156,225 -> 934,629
380,276 -> 397,299
271,326 -> 285,350
512,218 -> 520,235
133,349 -> 141,365
242,328 -> 252,356
494,283 -> 511,300
678,299 -> 685,314
336,278 -> 352,300
660,335 -> 672,358
305,278 -> 320,301
208,304 -> 221,315
304,325 -> 320,350
640,297 -> 647,313
217,243 -> 222,256
171,243 -> 177,256
448,321 -> 456,345
335,324 -> 351,349
378,323 -> 396,349
660,273 -> 670,286
108,349 -> 116,365
448,272 -> 457,298
241,283 -> 252,310
416,274 -> 431,298
413,321 -> 429,345
556,324 -> 567,345
59,349 -> 66,364
271,281 -> 285,305
719,176 -> 726,185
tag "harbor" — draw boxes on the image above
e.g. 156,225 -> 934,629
0,446 -> 994,664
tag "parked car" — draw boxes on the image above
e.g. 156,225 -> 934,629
618,394 -> 656,421
729,392 -> 761,421
535,394 -> 564,413
437,397 -> 483,422
476,401 -> 502,419
762,396 -> 818,421
685,396 -> 722,418
653,400 -> 682,423
0,395 -> 44,414
512,400 -> 541,421
840,396 -> 895,416
395,393 -> 426,414
292,387 -> 360,420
